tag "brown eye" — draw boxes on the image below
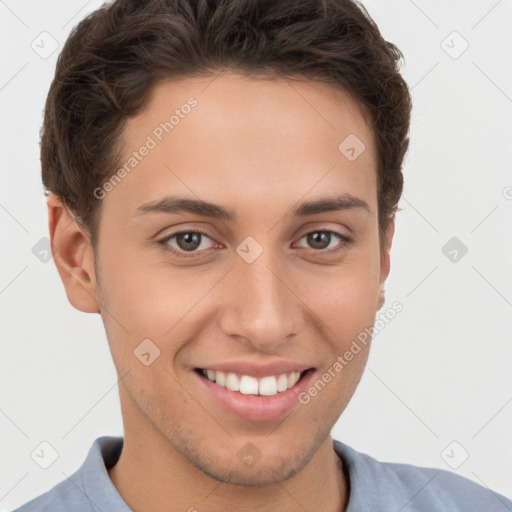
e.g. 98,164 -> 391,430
306,231 -> 331,250
161,231 -> 215,256
296,230 -> 352,254
175,232 -> 202,251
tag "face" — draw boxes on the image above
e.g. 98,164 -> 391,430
91,72 -> 392,485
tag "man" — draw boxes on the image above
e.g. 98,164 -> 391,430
14,0 -> 512,510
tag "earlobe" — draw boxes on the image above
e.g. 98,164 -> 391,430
47,195 -> 100,313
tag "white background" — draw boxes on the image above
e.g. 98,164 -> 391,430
1,0 -> 511,509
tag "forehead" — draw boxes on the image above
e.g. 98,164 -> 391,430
129,71 -> 374,145
110,72 -> 378,219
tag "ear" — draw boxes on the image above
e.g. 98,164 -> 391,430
47,194 -> 100,313
377,219 -> 395,310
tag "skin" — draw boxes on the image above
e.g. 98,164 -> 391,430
48,72 -> 394,512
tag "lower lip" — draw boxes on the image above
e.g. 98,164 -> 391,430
194,369 -> 315,423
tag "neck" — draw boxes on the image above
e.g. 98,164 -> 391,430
108,426 -> 349,512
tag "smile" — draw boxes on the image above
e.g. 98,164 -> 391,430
198,368 -> 304,396
193,363 -> 316,422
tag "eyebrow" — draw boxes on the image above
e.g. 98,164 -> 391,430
134,193 -> 371,220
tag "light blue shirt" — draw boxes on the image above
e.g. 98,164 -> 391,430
12,436 -> 512,511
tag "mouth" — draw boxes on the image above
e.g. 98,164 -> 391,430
193,366 -> 315,423
194,368 -> 312,396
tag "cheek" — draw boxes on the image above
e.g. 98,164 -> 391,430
304,255 -> 380,335
302,270 -> 377,405
98,243 -> 221,351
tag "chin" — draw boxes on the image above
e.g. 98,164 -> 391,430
195,454 -> 306,487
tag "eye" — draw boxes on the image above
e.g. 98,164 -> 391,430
295,230 -> 352,255
159,229 -> 352,258
160,230 -> 216,257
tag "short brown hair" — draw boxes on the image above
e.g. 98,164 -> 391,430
41,0 -> 412,249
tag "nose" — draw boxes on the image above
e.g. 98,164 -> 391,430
219,252 -> 305,353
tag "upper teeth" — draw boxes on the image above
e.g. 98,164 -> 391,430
202,369 -> 302,396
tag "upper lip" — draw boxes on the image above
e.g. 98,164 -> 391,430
195,361 -> 314,378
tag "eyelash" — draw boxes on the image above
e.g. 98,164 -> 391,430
158,229 -> 353,258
